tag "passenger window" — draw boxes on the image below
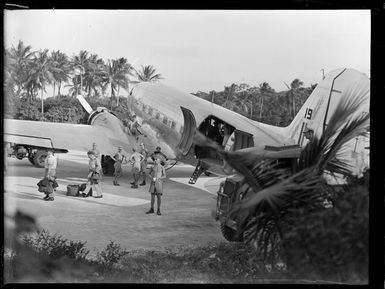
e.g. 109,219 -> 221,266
171,121 -> 176,129
163,116 -> 168,125
155,112 -> 160,120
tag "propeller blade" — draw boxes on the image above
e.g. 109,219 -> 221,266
76,95 -> 93,114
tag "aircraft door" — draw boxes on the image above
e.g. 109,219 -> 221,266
177,106 -> 197,156
232,130 -> 254,151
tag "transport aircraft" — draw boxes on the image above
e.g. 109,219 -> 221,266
4,68 -> 369,183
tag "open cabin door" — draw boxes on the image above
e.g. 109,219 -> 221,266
232,130 -> 254,150
177,106 -> 196,156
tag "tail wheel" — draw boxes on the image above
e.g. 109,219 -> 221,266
33,150 -> 48,168
220,222 -> 243,242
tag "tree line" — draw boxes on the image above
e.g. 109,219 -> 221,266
5,40 -> 317,127
193,80 -> 317,127
4,40 -> 163,122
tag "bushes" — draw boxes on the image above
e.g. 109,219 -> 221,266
95,241 -> 128,269
281,183 -> 369,283
22,230 -> 90,261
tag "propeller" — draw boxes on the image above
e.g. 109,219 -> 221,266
76,95 -> 93,114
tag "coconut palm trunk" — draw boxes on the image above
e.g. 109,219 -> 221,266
117,86 -> 120,106
41,89 -> 44,120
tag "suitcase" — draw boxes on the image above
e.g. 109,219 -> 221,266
66,184 -> 80,196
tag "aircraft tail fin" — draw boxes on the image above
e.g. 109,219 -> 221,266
284,68 -> 369,146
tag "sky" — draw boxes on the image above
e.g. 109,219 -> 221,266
4,10 -> 370,94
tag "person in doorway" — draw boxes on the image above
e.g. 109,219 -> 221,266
139,142 -> 149,186
82,150 -> 103,198
221,124 -> 232,148
43,150 -> 57,201
146,157 -> 166,216
129,148 -> 144,188
111,147 -> 126,186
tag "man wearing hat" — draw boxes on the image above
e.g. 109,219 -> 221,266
150,146 -> 168,166
303,126 -> 314,141
43,149 -> 57,201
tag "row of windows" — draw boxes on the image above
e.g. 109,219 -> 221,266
138,101 -> 179,132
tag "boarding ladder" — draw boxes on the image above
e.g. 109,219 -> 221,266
188,160 -> 205,184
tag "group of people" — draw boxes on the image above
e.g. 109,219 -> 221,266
39,142 -> 168,215
108,143 -> 167,215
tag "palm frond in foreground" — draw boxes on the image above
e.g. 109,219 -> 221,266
193,93 -> 369,269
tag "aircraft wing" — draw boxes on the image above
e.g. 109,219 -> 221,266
4,119 -> 131,156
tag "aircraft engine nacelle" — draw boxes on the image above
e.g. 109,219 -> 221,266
87,107 -> 122,132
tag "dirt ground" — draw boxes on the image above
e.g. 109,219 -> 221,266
4,151 -> 225,254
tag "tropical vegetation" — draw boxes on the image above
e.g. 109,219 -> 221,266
4,41 -> 163,121
5,40 -> 315,127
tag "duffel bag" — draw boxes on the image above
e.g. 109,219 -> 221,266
66,184 -> 80,196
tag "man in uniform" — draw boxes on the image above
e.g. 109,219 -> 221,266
111,147 -> 126,186
43,150 -> 57,201
150,146 -> 168,166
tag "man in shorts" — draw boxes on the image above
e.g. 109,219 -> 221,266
111,147 -> 126,186
129,148 -> 144,188
146,157 -> 166,216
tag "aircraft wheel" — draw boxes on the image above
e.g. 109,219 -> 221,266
220,222 -> 243,242
33,150 -> 48,168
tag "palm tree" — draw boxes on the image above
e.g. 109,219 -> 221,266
258,82 -> 274,121
50,50 -> 70,97
103,58 -> 132,108
84,54 -> 106,97
289,78 -> 304,119
192,93 -> 369,270
7,40 -> 35,97
114,57 -> 135,106
136,65 -> 163,82
71,50 -> 89,96
223,83 -> 236,110
25,49 -> 55,119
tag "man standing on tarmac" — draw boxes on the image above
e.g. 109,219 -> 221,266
111,147 -> 126,186
150,146 -> 168,166
129,148 -> 144,188
43,150 -> 57,201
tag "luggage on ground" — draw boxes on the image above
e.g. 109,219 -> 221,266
66,184 -> 80,196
